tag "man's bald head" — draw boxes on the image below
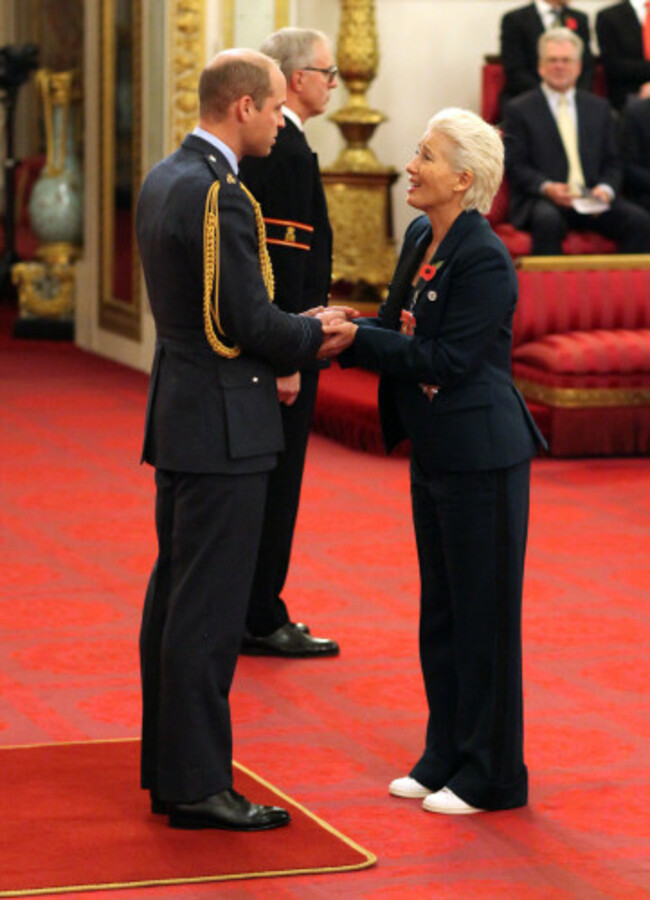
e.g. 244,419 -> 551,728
199,49 -> 279,122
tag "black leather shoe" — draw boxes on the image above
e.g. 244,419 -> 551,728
150,792 -> 167,815
240,622 -> 339,657
168,788 -> 290,831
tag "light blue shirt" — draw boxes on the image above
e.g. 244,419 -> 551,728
192,126 -> 239,175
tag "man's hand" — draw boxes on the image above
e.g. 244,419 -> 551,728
543,182 -> 576,207
276,371 -> 301,406
317,322 -> 358,359
303,305 -> 361,324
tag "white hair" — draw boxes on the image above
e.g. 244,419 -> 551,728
426,107 -> 504,214
538,26 -> 584,62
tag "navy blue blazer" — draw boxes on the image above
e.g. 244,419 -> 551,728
503,88 -> 622,229
340,211 -> 544,471
136,134 -> 322,475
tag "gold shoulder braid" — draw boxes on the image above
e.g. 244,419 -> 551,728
202,179 -> 275,358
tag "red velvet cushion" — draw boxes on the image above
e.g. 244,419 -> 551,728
486,180 -> 510,227
494,224 -> 532,257
561,232 -> 617,254
513,270 -> 650,347
513,329 -> 650,374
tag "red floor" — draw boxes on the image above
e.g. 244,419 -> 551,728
1,311 -> 649,898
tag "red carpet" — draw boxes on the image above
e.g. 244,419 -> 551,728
0,739 -> 374,896
1,304 -> 649,897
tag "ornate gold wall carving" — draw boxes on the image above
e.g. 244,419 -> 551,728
169,0 -> 205,149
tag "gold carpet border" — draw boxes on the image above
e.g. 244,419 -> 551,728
515,378 -> 650,408
0,739 -> 376,898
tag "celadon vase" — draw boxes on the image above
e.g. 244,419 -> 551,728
28,69 -> 83,259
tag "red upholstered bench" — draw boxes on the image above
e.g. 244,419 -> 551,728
486,179 -> 617,259
512,258 -> 650,456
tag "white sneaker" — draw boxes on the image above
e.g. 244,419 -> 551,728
389,776 -> 431,798
422,787 -> 484,815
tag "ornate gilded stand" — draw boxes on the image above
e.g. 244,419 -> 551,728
322,0 -> 398,305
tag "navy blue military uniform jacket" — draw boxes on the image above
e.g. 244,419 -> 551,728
136,134 -> 322,475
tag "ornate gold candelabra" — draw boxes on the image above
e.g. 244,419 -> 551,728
322,0 -> 397,302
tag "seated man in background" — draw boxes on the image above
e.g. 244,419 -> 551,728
503,27 -> 650,255
620,97 -> 650,210
596,0 -> 650,111
500,0 -> 594,110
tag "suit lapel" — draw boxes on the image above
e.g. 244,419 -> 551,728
381,220 -> 431,327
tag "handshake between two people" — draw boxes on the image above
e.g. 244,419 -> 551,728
277,306 -> 361,407
302,305 -> 361,360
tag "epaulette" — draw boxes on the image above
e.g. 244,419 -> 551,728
202,170 -> 275,358
263,217 -> 314,252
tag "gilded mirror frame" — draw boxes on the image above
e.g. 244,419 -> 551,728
99,0 -> 142,340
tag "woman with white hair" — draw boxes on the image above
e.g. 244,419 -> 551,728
330,108 -> 545,814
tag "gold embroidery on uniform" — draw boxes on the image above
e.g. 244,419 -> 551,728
203,181 -> 240,357
239,181 -> 275,302
284,226 -> 296,243
202,180 -> 275,358
226,173 -> 236,183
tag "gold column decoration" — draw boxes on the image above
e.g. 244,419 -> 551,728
169,0 -> 206,149
322,0 -> 398,303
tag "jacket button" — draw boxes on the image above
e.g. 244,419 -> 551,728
252,376 -> 259,383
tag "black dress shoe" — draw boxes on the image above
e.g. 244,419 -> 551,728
168,788 -> 290,831
240,622 -> 339,657
150,792 -> 167,815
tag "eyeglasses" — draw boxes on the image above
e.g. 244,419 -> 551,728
302,65 -> 338,84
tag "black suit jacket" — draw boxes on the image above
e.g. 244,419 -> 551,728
596,0 -> 650,110
500,2 -> 594,106
340,211 -> 543,471
503,87 -> 622,227
239,119 -> 332,314
621,96 -> 650,204
136,134 -> 322,475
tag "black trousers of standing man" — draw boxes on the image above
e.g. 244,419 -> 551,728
140,467 -> 267,803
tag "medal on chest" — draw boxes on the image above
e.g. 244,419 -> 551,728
400,308 -> 417,335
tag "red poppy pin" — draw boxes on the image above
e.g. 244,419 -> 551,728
565,17 -> 578,30
419,263 -> 437,281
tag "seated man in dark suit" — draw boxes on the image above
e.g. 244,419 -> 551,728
620,96 -> 650,210
503,27 -> 650,254
500,1 -> 594,109
596,0 -> 650,111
